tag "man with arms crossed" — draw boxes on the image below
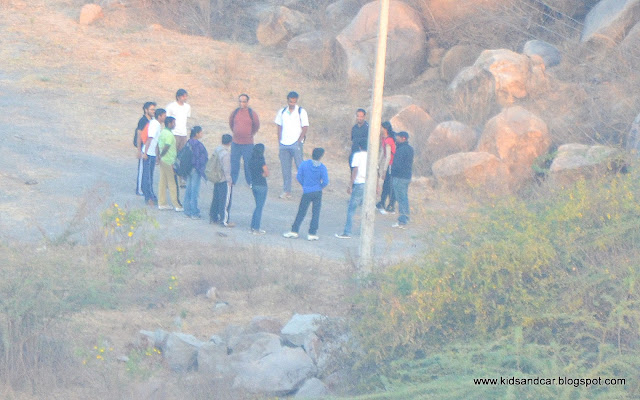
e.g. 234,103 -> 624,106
229,93 -> 260,186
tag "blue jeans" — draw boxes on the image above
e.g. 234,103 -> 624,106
291,191 -> 322,235
343,183 -> 364,236
231,142 -> 254,185
251,185 -> 268,230
279,143 -> 303,193
183,168 -> 202,217
392,177 -> 411,225
142,155 -> 157,203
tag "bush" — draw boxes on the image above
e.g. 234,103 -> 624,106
352,166 -> 640,397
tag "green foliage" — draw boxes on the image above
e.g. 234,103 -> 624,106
353,168 -> 640,398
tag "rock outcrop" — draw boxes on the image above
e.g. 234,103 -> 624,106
286,31 -> 345,78
580,0 -> 640,43
432,152 -> 510,193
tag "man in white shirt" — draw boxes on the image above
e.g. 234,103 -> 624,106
335,140 -> 367,239
141,108 -> 166,206
274,91 -> 309,199
166,88 -> 191,153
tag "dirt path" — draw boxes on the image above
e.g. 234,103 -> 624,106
0,1 -> 430,263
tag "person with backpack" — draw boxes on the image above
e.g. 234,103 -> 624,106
376,121 -> 397,214
229,93 -> 260,186
283,148 -> 329,241
141,107 -> 165,206
157,117 -> 183,212
135,101 -> 156,196
183,126 -> 208,220
248,144 -> 269,234
208,134 -> 234,227
274,91 -> 309,200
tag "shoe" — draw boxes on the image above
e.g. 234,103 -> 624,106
251,229 -> 266,235
191,215 -> 202,220
307,234 -> 319,241
223,222 -> 236,228
147,199 -> 157,207
377,207 -> 388,215
391,223 -> 406,229
136,191 -> 144,196
279,192 -> 292,199
386,207 -> 396,214
283,231 -> 299,238
175,207 -> 184,212
158,205 -> 173,210
335,233 -> 351,239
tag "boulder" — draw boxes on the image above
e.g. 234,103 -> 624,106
256,6 -> 314,46
295,378 -> 331,398
197,339 -> 229,375
138,329 -> 168,349
477,106 -> 551,183
163,333 -> 203,372
281,314 -> 326,347
440,44 -> 483,82
79,4 -> 103,25
229,332 -> 282,355
580,0 -> 640,43
549,143 -> 620,183
425,121 -> 478,168
450,49 -> 547,107
390,105 -> 437,176
432,152 -> 510,193
247,316 -> 284,335
233,347 -> 317,395
522,40 -> 562,67
286,31 -> 345,78
336,1 -> 427,86
325,0 -> 368,31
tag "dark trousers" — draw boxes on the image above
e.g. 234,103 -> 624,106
291,191 -> 322,235
377,167 -> 395,210
251,185 -> 268,230
141,155 -> 157,203
231,142 -> 254,185
210,182 -> 232,224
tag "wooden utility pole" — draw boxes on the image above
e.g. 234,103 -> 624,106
359,0 -> 390,273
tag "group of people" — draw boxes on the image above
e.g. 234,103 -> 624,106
133,89 -> 414,240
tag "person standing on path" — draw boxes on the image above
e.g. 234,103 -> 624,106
376,121 -> 396,214
157,117 -> 183,212
141,107 -> 165,206
230,93 -> 260,186
209,134 -> 235,227
390,131 -> 414,228
183,126 -> 208,219
135,101 -> 155,196
283,148 -> 329,241
166,88 -> 191,188
248,144 -> 269,234
336,140 -> 367,239
275,91 -> 309,199
349,108 -> 368,169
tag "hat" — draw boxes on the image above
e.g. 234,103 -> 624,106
397,131 -> 409,139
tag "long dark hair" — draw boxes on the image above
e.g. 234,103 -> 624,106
381,121 -> 395,140
251,143 -> 265,161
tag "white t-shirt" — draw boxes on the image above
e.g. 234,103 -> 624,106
145,119 -> 162,156
274,105 -> 309,146
165,101 -> 191,136
351,151 -> 367,184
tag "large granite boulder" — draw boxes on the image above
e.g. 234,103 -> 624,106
477,106 -> 551,184
325,0 -> 369,31
522,40 -> 562,67
390,105 -> 437,176
79,4 -> 103,25
233,346 -> 317,395
549,143 -> 620,183
581,0 -> 640,43
336,0 -> 427,87
426,121 -> 478,168
281,314 -> 326,347
163,333 -> 203,372
381,95 -> 415,121
256,6 -> 314,46
432,152 -> 510,193
286,31 -> 345,78
295,377 -> 331,398
440,44 -> 483,82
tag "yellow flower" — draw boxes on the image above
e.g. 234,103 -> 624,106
114,203 -> 119,208
128,232 -> 133,237
169,286 -> 173,290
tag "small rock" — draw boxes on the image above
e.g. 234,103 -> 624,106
24,180 -> 38,185
206,287 -> 218,300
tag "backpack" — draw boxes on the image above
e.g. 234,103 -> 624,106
133,121 -> 150,148
173,142 -> 194,178
281,106 -> 303,126
205,147 -> 226,183
230,107 -> 255,132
